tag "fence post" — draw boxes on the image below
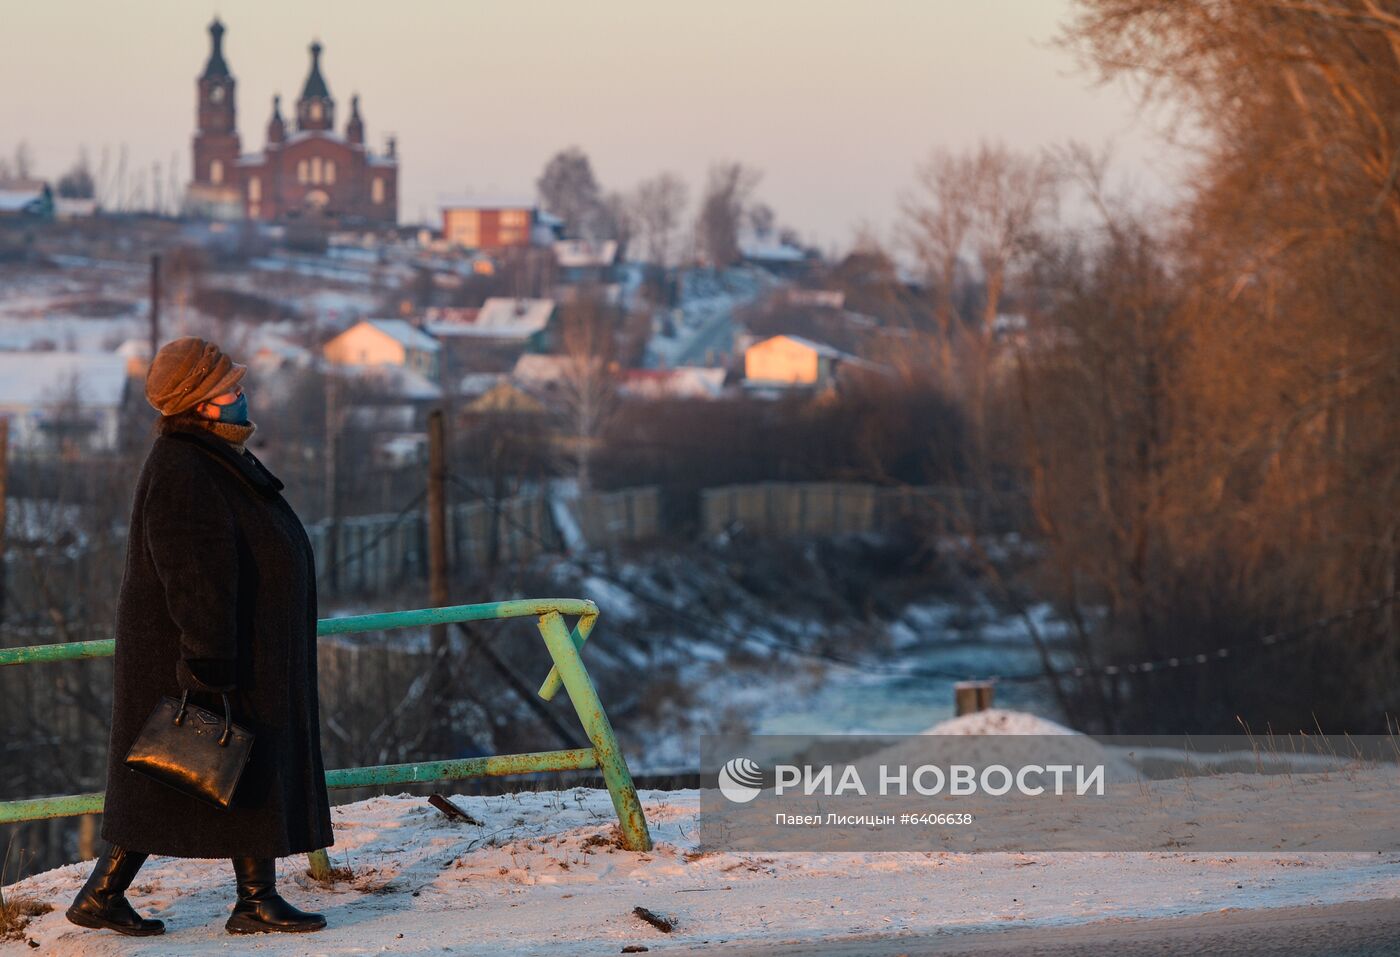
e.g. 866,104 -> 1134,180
536,611 -> 652,852
954,680 -> 995,716
426,409 -> 452,757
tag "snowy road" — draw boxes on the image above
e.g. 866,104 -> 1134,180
715,898 -> 1400,956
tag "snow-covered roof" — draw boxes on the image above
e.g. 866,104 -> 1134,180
479,298 -> 554,332
283,130 -> 352,148
553,239 -> 619,269
739,240 -> 808,263
337,363 -> 442,401
752,334 -> 854,360
113,338 -> 151,359
0,352 -> 129,408
251,338 -> 314,368
458,372 -> 506,397
428,298 -> 554,340
619,367 -> 726,400
439,196 -> 536,211
365,319 -> 440,353
511,353 -> 573,386
0,187 -> 47,213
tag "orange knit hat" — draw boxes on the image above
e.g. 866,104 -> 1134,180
144,336 -> 247,416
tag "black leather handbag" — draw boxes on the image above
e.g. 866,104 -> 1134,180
124,690 -> 255,809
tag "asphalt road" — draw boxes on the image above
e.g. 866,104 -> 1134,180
704,899 -> 1400,957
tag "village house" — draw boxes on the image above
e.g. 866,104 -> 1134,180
323,318 -> 440,382
552,239 -> 620,285
743,334 -> 873,390
440,200 -> 560,251
425,298 -> 557,377
0,180 -> 52,219
0,352 -> 130,454
618,367 -> 727,400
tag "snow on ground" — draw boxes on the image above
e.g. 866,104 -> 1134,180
921,709 -> 1080,736
5,786 -> 1398,956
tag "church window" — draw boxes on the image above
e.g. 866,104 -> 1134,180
248,176 -> 261,202
325,161 -> 336,184
372,177 -> 385,204
298,160 -> 309,184
210,159 -> 224,185
311,156 -> 323,184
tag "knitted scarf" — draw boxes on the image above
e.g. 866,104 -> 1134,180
159,410 -> 257,453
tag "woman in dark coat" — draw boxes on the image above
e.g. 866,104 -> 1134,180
66,336 -> 333,937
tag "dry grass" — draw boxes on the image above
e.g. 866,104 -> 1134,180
0,891 -> 53,942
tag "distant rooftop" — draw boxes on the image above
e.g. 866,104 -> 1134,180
439,196 -> 537,211
0,352 -> 129,408
554,239 -> 619,269
366,318 -> 440,353
428,298 -> 554,340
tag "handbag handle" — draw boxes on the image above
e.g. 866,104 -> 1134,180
171,689 -> 235,747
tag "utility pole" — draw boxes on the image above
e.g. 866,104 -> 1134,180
323,370 -> 340,592
425,409 -> 452,756
148,254 -> 161,365
0,418 -> 8,626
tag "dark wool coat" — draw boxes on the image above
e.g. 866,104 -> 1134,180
100,417 -> 334,859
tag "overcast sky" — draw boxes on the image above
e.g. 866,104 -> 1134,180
0,0 -> 1181,249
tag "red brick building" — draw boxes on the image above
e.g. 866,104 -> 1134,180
185,18 -> 398,225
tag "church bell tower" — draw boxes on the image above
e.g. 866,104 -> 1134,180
192,18 -> 240,188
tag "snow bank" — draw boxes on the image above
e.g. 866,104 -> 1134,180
921,708 -> 1079,736
5,785 -> 1397,955
846,708 -> 1137,785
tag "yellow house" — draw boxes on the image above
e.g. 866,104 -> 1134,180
323,319 -> 441,382
744,334 -> 853,388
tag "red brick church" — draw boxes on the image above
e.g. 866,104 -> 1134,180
185,18 -> 399,225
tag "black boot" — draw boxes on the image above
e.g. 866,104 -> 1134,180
225,856 -> 326,934
65,844 -> 165,936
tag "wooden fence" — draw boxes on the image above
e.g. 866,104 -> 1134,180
699,482 -> 966,537
302,487 -> 660,595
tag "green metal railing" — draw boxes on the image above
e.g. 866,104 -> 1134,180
0,598 -> 653,877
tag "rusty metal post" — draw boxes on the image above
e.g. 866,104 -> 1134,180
78,813 -> 98,860
954,680 -> 995,716
536,610 -> 652,851
425,409 -> 452,754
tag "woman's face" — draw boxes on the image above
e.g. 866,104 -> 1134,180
196,386 -> 244,420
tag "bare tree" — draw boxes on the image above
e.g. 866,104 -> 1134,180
630,172 -> 689,266
4,141 -> 34,180
598,190 -> 634,250
900,148 -> 976,380
56,150 -> 96,200
536,146 -> 603,240
966,143 -> 1059,341
900,143 -> 1057,505
695,161 -> 761,268
1003,0 -> 1400,730
747,202 -> 776,240
554,291 -> 620,493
